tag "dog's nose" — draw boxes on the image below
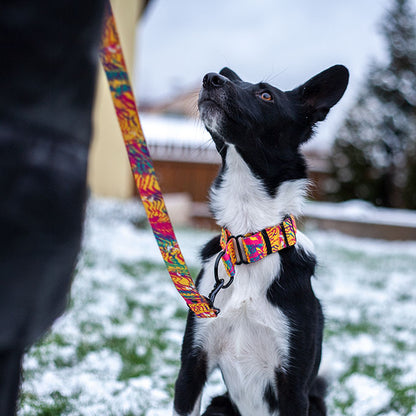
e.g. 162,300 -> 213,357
203,73 -> 227,89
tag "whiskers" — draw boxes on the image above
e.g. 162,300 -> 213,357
187,89 -> 201,119
193,138 -> 215,157
262,68 -> 288,86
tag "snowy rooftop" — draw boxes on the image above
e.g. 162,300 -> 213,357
140,114 -> 220,163
140,113 -> 331,155
141,113 -> 212,148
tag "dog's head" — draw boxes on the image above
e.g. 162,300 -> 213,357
198,65 -> 349,191
199,65 -> 349,150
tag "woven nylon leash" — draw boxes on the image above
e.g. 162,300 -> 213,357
99,1 -> 218,318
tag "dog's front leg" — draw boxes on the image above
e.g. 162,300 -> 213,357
276,371 -> 309,416
173,308 -> 209,416
173,347 -> 208,416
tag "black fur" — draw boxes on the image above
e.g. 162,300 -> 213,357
264,382 -> 279,413
174,310 -> 208,415
174,66 -> 349,416
200,235 -> 221,262
201,66 -> 348,197
202,394 -> 241,416
270,247 -> 324,415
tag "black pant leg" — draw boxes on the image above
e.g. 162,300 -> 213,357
0,349 -> 24,416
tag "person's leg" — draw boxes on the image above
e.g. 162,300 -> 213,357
0,1 -> 106,414
0,132 -> 90,349
0,349 -> 24,416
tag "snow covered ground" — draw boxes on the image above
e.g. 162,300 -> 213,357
305,200 -> 416,228
19,198 -> 416,416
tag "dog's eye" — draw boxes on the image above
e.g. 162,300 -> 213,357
260,91 -> 273,102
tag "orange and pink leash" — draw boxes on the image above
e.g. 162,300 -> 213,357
99,1 -> 298,318
99,1 -> 218,318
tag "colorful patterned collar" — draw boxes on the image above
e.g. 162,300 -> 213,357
207,215 -> 297,311
220,214 -> 297,278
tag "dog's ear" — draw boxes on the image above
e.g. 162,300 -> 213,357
294,65 -> 349,123
219,67 -> 242,82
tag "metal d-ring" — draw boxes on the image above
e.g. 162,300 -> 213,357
208,249 -> 235,311
213,249 -> 225,285
214,249 -> 234,288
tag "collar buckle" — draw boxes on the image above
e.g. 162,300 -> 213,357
228,235 -> 249,265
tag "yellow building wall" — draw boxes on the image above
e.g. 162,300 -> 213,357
88,0 -> 143,198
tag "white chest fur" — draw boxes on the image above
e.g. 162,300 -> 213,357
195,251 -> 289,415
192,146 -> 314,415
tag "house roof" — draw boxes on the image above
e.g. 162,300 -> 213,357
142,113 -> 210,147
141,113 -> 219,163
139,88 -> 200,118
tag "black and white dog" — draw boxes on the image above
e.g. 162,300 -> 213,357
173,65 -> 349,416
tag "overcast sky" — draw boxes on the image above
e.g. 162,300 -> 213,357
134,0 -> 415,145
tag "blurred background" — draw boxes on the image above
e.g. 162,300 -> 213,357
19,2 -> 416,415
88,0 -> 416,239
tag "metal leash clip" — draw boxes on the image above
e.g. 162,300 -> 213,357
207,249 -> 235,313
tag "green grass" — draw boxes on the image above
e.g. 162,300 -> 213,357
17,203 -> 416,416
20,391 -> 74,416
